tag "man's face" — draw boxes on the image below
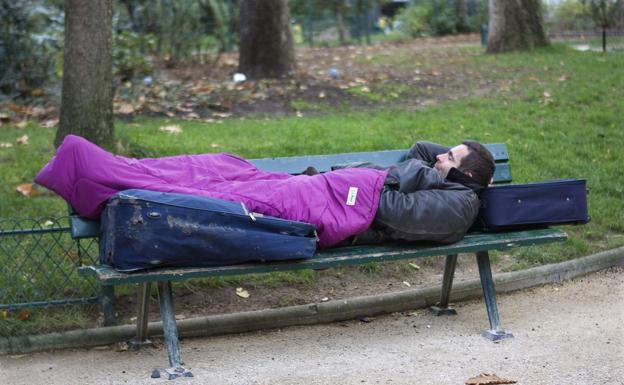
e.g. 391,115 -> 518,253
434,144 -> 470,179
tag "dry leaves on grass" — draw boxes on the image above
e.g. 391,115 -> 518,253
41,119 -> 59,128
117,103 -> 135,114
159,124 -> 183,135
16,183 -> 38,197
16,135 -> 29,145
235,287 -> 250,299
16,309 -> 32,321
465,373 -> 517,385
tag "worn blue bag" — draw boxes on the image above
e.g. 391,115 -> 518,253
99,189 -> 318,271
477,179 -> 590,231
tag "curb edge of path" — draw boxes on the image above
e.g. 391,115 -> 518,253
2,246 -> 623,354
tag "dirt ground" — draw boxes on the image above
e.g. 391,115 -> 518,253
2,267 -> 622,385
113,253 -> 517,327
2,34 -> 496,125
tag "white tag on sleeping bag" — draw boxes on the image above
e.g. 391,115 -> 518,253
346,187 -> 358,206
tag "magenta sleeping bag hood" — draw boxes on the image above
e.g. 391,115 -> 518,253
35,135 -> 387,248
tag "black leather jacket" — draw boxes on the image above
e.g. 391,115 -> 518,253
340,141 -> 483,245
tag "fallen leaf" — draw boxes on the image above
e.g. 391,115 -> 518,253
31,88 -> 44,97
16,121 -> 28,129
183,113 -> 200,120
558,75 -> 569,82
543,91 -> 551,98
408,262 -> 421,270
175,314 -> 186,320
296,111 -> 303,118
117,103 -> 135,114
0,112 -> 10,122
213,112 -> 232,118
318,91 -> 326,98
360,86 -> 370,93
235,287 -> 250,298
210,143 -> 220,148
16,183 -> 38,197
0,142 -> 13,148
17,309 -> 32,321
159,124 -> 182,135
321,297 -> 329,302
402,281 -> 411,287
41,119 -> 59,128
465,373 -> 517,385
0,310 -> 7,319
16,135 -> 29,145
43,220 -> 54,227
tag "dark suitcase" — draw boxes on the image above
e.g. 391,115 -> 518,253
100,189 -> 318,271
477,179 -> 590,231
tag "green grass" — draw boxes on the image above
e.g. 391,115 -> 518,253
1,44 -> 623,334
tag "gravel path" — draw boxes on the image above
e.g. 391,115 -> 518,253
2,267 -> 622,385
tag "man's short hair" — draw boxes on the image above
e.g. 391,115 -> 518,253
458,140 -> 495,188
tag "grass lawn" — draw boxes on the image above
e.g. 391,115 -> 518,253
1,43 -> 623,334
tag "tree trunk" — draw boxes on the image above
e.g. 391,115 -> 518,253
487,0 -> 549,53
55,0 -> 114,149
238,0 -> 296,79
332,2 -> 348,45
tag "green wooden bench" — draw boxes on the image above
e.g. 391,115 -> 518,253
74,144 -> 567,379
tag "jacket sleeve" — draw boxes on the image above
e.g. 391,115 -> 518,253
407,141 -> 450,167
374,186 -> 480,244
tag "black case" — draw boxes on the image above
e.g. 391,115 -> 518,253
477,179 -> 590,231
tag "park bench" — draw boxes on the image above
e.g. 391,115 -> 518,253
75,143 -> 567,379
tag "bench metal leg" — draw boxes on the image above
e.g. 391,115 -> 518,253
157,281 -> 193,379
100,285 -> 117,326
129,282 -> 153,350
476,251 -> 513,341
431,254 -> 458,316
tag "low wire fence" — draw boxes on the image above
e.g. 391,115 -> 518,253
0,217 -> 100,311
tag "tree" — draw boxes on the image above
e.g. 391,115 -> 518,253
487,0 -> 550,53
55,0 -> 114,148
330,0 -> 349,45
238,0 -> 296,79
582,0 -> 621,52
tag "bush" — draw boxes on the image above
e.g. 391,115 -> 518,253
0,1 -> 63,97
396,3 -> 432,37
395,0 -> 483,38
113,30 -> 156,81
547,0 -> 594,31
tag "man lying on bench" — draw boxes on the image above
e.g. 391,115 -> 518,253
35,135 -> 494,249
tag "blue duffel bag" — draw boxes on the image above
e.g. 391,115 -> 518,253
477,179 -> 590,231
99,189 -> 318,271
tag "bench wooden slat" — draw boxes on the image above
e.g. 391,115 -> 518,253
249,143 -> 509,176
79,228 -> 566,285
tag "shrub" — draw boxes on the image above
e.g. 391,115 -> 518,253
396,2 -> 433,37
0,1 -> 63,97
113,30 -> 156,81
395,0 -> 484,38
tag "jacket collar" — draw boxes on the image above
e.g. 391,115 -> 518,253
446,167 -> 484,193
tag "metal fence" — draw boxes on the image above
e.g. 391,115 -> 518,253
0,217 -> 100,311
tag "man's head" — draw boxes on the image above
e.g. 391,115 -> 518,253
433,140 -> 495,188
